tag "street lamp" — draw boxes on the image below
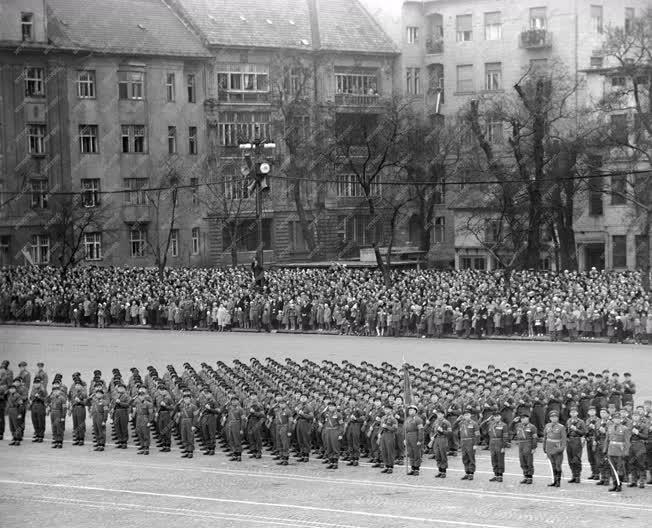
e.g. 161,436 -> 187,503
238,140 -> 275,268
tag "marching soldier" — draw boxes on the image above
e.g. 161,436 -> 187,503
89,385 -> 109,451
323,400 -> 344,469
177,389 -> 199,458
515,409 -> 537,484
566,405 -> 586,483
594,408 -> 612,485
628,405 -> 648,488
17,361 -> 31,392
47,382 -> 67,448
405,404 -> 424,476
488,408 -> 508,482
29,377 -> 47,442
458,407 -> 479,480
133,385 -> 154,455
585,405 -> 600,479
378,403 -> 398,474
543,410 -> 566,487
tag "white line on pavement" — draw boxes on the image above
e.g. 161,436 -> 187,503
0,479 -> 522,528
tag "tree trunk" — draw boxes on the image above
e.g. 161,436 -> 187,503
292,172 -> 316,255
230,223 -> 238,267
367,197 -> 391,286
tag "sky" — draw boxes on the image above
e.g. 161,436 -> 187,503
359,0 -> 404,43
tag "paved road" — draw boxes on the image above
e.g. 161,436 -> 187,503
1,326 -> 651,528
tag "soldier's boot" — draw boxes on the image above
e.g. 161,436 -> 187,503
346,459 -> 356,466
639,477 -> 645,489
331,458 -> 338,469
207,449 -> 215,456
97,446 -> 104,451
627,478 -> 638,488
467,473 -> 473,480
548,474 -> 557,486
187,452 -> 194,458
568,476 -> 577,483
352,459 -> 359,466
526,477 -> 533,484
412,467 -> 420,476
51,442 -> 58,448
381,466 -> 390,473
439,469 -> 446,478
142,449 -> 149,455
555,472 -> 561,487
489,474 -> 499,482
608,479 -> 619,491
520,477 -> 529,484
496,475 -> 503,482
281,457 -> 289,466
596,479 -> 607,485
277,457 -> 287,466
235,454 -> 242,462
461,473 -> 470,480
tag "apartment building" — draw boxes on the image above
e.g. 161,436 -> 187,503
394,0 -> 650,271
0,0 -> 212,266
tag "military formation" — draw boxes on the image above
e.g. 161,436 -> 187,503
1,358 -> 650,492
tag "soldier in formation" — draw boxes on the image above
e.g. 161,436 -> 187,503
2,358 -> 650,491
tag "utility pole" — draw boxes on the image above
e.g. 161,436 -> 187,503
239,139 -> 275,268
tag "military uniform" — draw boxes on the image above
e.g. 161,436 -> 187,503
565,408 -> 586,482
6,386 -> 25,445
155,386 -> 175,452
405,405 -> 424,476
199,389 -> 219,456
324,404 -> 344,469
112,387 -> 131,448
274,402 -> 292,465
294,400 -> 314,462
133,391 -> 154,454
458,410 -> 479,480
628,413 -> 648,488
430,415 -> 451,477
515,413 -> 537,484
48,387 -> 67,448
177,393 -> 198,458
345,401 -> 364,466
29,379 -> 47,442
378,407 -> 398,473
488,414 -> 508,481
605,419 -> 631,492
89,387 -> 109,451
69,382 -> 88,445
225,399 -> 246,460
543,412 -> 567,487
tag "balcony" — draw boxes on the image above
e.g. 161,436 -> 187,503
334,93 -> 381,107
520,29 -> 552,49
217,91 -> 270,104
425,38 -> 444,55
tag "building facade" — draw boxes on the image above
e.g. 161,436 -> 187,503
393,0 -> 650,271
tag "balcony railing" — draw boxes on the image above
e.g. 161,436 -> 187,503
425,38 -> 444,54
334,93 -> 381,106
217,91 -> 270,104
520,29 -> 552,49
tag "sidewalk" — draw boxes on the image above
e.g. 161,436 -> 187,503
1,320 -> 635,345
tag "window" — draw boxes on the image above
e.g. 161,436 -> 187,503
0,236 -> 9,265
407,26 -> 419,44
485,220 -> 501,243
484,12 -> 501,40
124,178 -> 148,205
486,120 -> 503,143
190,177 -> 198,205
31,235 -> 49,264
166,73 -> 175,102
335,69 -> 378,95
217,63 -> 269,103
218,112 -> 271,147
456,15 -> 472,41
130,228 -> 146,257
188,126 -> 198,154
222,219 -> 273,251
223,172 -> 250,200
336,174 -> 381,197
187,74 -> 196,103
76,70 -> 95,98
485,63 -> 502,91
340,215 -> 384,246
167,126 -> 177,154
21,13 -> 33,41
406,67 -> 421,95
461,256 -> 486,270
611,174 -> 627,205
434,216 -> 445,243
612,235 -> 627,268
539,257 -> 551,271
79,125 -> 98,153
625,8 -> 635,34
434,176 -> 445,204
590,56 -> 603,69
611,76 -> 626,87
24,67 -> 44,97
635,234 -> 648,269
456,65 -> 473,93
529,7 -> 547,29
530,58 -> 548,73
121,125 -> 146,153
27,124 -> 46,154
191,227 -> 200,255
590,5 -> 603,34
118,71 -> 144,100
81,178 -> 100,207
288,221 -> 309,251
30,179 -> 48,208
169,229 -> 179,257
84,232 -> 102,260
610,114 -> 628,142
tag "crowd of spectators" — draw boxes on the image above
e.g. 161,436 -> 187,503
1,265 -> 650,343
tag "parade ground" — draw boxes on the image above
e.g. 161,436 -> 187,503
1,326 -> 652,528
